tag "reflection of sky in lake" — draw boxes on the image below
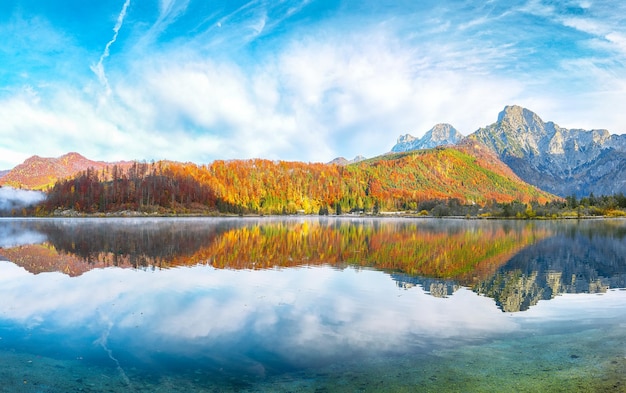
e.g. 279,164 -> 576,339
1,217 -> 626,390
2,260 -> 625,376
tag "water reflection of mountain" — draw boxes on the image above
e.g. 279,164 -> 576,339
372,221 -> 626,310
475,222 -> 626,312
392,275 -> 461,298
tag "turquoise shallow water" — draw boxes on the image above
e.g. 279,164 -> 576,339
0,217 -> 625,392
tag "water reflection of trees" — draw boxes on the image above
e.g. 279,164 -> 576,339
197,220 -> 543,286
42,220 -> 225,269
3,218 -> 625,312
6,219 -> 544,283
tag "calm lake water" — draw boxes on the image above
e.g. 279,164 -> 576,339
0,217 -> 624,392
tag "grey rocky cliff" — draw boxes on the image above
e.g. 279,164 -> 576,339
469,105 -> 626,197
392,123 -> 464,152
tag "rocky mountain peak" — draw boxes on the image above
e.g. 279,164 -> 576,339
396,134 -> 417,144
497,105 -> 548,135
61,152 -> 87,161
430,123 -> 459,141
470,105 -> 626,197
392,123 -> 463,152
328,155 -> 367,166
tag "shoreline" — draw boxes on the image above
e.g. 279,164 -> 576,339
1,210 -> 624,220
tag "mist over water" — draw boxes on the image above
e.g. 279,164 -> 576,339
0,186 -> 45,212
0,226 -> 46,248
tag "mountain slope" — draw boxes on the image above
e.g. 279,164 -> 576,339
355,143 -> 554,206
392,123 -> 464,152
1,153 -> 131,191
469,105 -> 626,197
205,145 -> 555,213
43,146 -> 557,215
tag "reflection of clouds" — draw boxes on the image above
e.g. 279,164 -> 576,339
0,262 -> 519,362
3,259 -> 625,369
514,291 -> 626,323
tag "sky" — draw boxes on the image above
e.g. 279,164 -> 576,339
1,0 -> 626,169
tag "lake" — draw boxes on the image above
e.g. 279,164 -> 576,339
0,217 -> 624,392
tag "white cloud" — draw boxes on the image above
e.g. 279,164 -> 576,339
249,12 -> 267,37
0,149 -> 31,170
3,0 -> 626,170
606,32 -> 626,55
146,0 -> 191,42
561,16 -> 603,35
541,1 -> 626,60
518,0 -> 556,17
0,25 -> 535,168
276,33 -> 525,143
560,16 -> 626,59
115,58 -> 303,160
0,88 -> 132,166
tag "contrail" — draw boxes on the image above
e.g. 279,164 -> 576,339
91,0 -> 131,96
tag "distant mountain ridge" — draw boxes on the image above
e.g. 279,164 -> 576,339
328,155 -> 366,166
0,152 -> 131,191
469,105 -> 626,197
392,123 -> 464,152
390,105 -> 626,197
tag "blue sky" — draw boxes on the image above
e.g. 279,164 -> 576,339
1,0 -> 626,168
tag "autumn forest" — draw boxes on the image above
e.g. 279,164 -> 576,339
36,143 -> 561,217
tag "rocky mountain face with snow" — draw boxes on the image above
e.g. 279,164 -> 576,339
469,105 -> 626,197
391,123 -> 464,152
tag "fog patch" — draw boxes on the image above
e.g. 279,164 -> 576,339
0,186 -> 46,212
